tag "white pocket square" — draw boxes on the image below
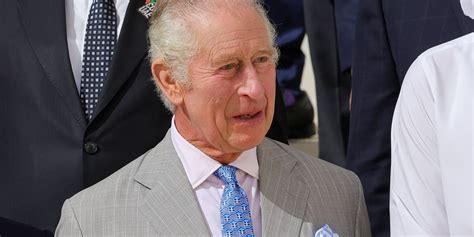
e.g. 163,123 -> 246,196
315,224 -> 339,237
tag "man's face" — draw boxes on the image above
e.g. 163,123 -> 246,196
174,7 -> 276,160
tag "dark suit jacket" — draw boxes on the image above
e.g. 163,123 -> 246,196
347,0 -> 473,235
0,217 -> 52,237
0,0 -> 288,233
303,0 -> 348,167
334,0 -> 359,72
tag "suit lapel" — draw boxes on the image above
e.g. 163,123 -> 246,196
257,139 -> 309,236
135,135 -> 309,235
134,132 -> 210,235
91,0 -> 149,122
18,0 -> 87,127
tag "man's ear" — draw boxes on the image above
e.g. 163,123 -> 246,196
151,59 -> 184,106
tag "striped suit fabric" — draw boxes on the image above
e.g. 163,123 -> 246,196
56,131 -> 371,236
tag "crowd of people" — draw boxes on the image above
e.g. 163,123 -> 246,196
0,0 -> 472,236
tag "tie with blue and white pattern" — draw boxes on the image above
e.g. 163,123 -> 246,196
214,165 -> 255,237
80,0 -> 117,120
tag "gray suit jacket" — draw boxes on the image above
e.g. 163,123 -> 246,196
55,131 -> 370,236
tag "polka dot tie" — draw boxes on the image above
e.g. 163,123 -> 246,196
80,0 -> 117,120
214,166 -> 255,237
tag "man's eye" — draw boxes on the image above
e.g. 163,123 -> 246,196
255,56 -> 269,64
220,63 -> 238,71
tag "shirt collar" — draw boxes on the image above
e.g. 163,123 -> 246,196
170,116 -> 259,189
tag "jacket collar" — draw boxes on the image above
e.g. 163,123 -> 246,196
134,133 -> 309,236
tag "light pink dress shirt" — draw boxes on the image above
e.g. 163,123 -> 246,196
170,118 -> 262,237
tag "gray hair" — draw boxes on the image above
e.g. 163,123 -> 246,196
148,0 -> 279,112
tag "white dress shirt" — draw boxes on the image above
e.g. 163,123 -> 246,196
390,33 -> 474,237
65,0 -> 130,91
170,117 -> 262,237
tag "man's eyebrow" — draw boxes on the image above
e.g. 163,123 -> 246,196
254,48 -> 274,55
212,46 -> 273,59
208,39 -> 275,64
213,51 -> 240,61
210,54 -> 239,67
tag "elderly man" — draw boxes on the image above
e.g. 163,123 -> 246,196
55,1 -> 370,236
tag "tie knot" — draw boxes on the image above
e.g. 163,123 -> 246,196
214,165 -> 238,185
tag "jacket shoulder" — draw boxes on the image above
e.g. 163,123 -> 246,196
261,138 -> 361,190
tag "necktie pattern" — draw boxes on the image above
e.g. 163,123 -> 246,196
214,166 -> 255,237
80,0 -> 117,120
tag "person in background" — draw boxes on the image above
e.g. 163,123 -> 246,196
334,0 -> 359,150
391,32 -> 473,236
0,0 -> 288,235
264,0 -> 316,139
55,1 -> 371,236
303,0 -> 355,167
347,0 -> 474,235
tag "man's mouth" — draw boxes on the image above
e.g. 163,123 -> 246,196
236,111 -> 261,120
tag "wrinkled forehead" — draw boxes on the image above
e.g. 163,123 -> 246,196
207,29 -> 274,65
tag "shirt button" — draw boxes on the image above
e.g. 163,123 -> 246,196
84,142 -> 99,154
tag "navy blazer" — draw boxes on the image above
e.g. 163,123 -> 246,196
348,0 -> 473,235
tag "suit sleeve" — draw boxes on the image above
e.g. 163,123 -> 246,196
346,0 -> 400,235
0,217 -> 53,237
390,57 -> 448,236
55,199 -> 83,237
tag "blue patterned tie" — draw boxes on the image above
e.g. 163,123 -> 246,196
214,166 -> 255,237
80,0 -> 117,120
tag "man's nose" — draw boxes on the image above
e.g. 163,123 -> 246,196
238,66 -> 265,100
